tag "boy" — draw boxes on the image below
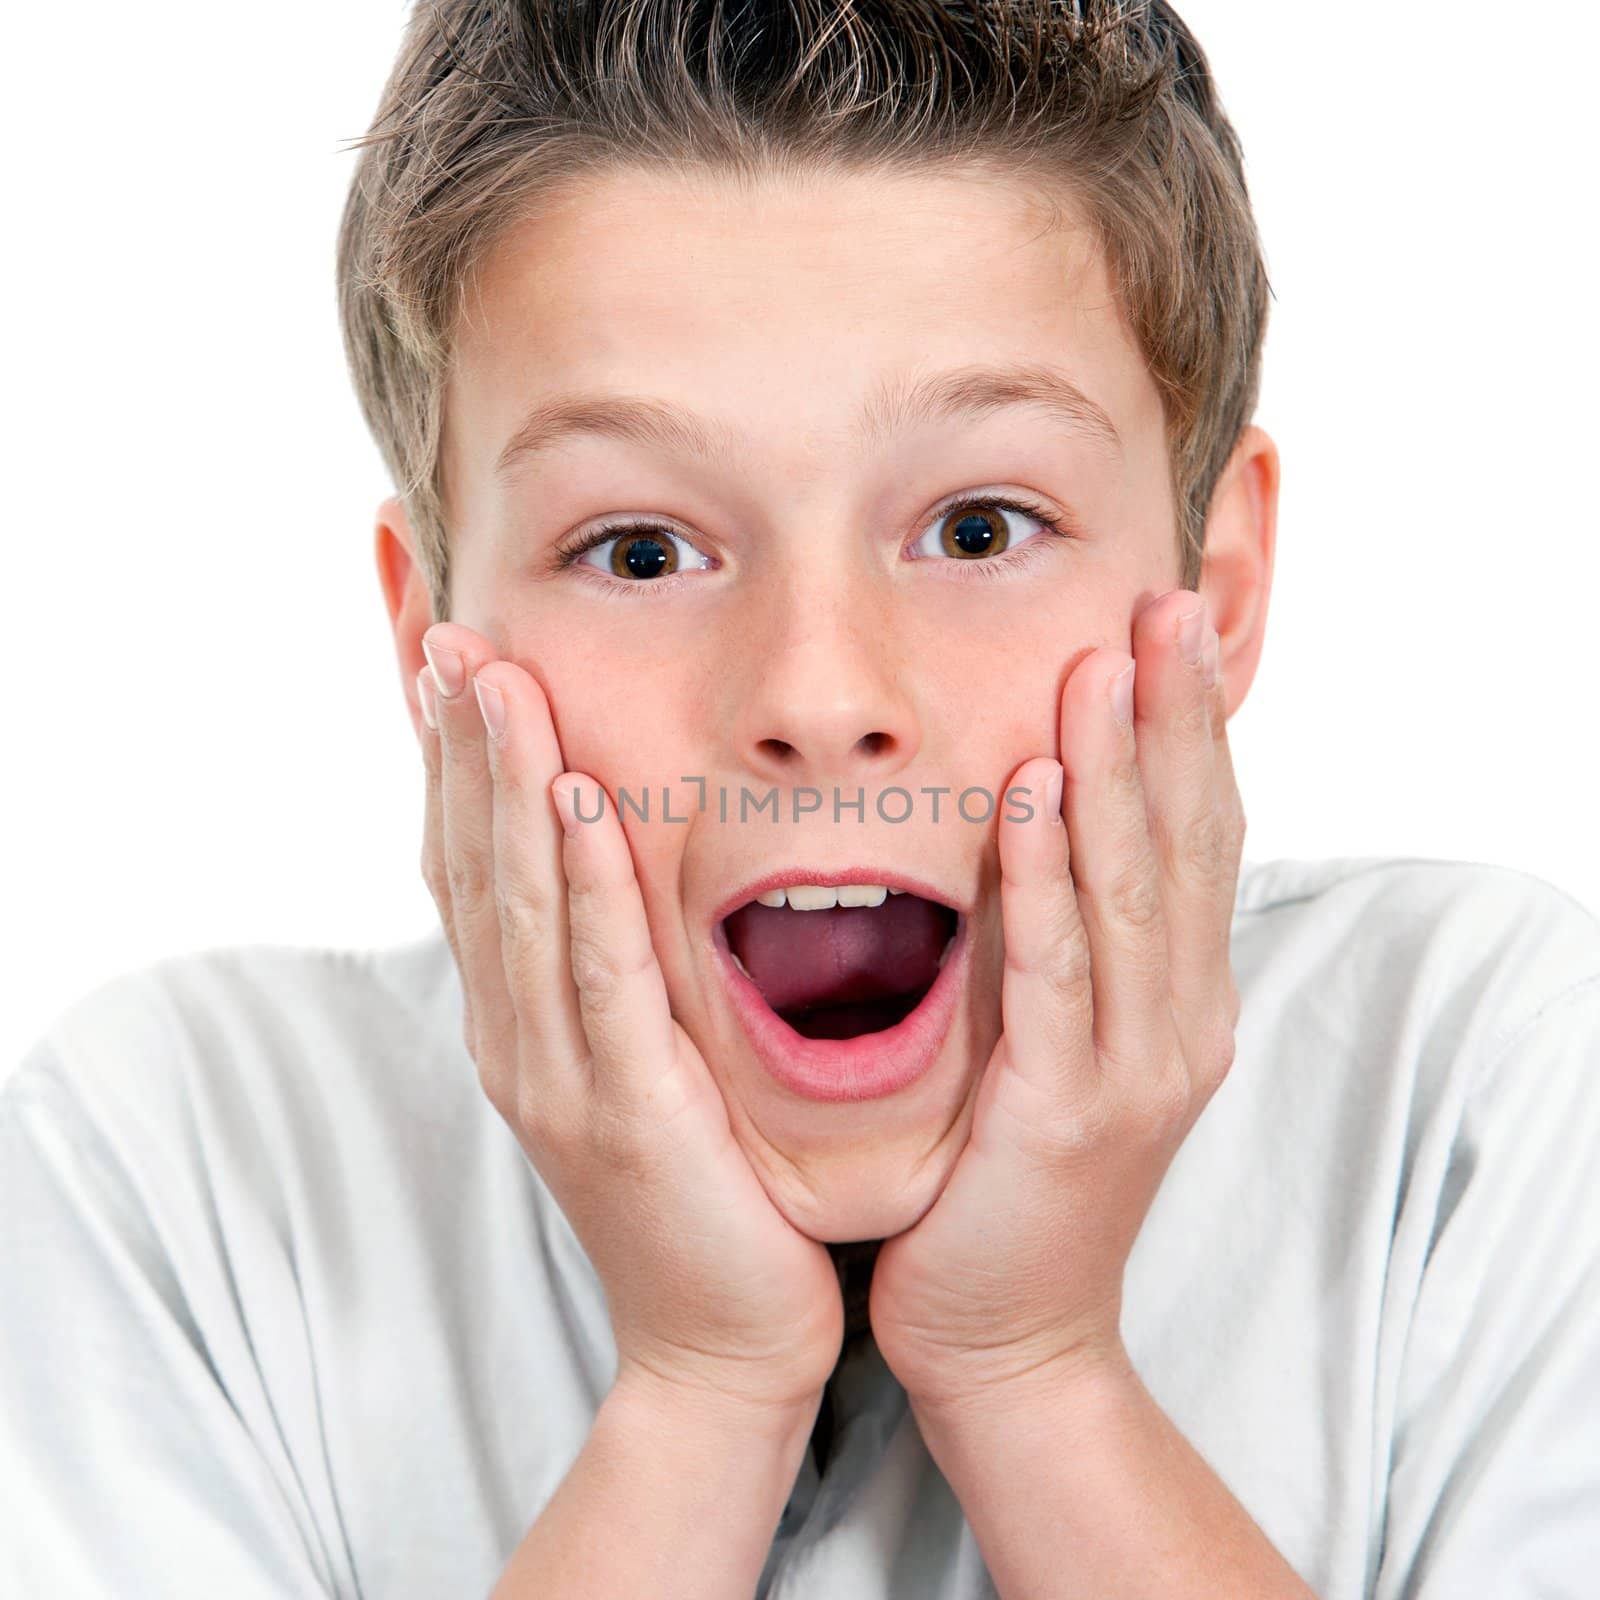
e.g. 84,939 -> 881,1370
4,2 -> 1597,1596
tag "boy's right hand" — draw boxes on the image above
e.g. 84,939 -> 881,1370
415,622 -> 844,1422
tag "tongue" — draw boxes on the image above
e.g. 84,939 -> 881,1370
724,895 -> 951,1016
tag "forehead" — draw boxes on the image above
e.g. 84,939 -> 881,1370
446,163 -> 1157,486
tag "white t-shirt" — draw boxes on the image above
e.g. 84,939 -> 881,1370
4,855 -> 1599,1598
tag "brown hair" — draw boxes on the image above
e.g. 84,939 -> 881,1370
337,0 -> 1270,621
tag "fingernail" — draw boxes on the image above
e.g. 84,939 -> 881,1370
1177,603 -> 1205,665
416,666 -> 438,730
473,676 -> 506,740
421,636 -> 465,698
1044,761 -> 1064,823
551,778 -> 580,838
1203,630 -> 1220,690
1110,661 -> 1136,728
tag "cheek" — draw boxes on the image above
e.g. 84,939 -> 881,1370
535,660 -> 704,902
525,651 -> 701,789
922,619 -> 1073,772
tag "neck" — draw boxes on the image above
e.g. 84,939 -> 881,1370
826,1237 -> 884,1345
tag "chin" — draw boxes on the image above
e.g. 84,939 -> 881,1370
750,1123 -> 963,1245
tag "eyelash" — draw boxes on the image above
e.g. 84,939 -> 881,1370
548,491 -> 1078,594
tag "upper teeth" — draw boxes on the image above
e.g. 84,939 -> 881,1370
756,883 -> 897,910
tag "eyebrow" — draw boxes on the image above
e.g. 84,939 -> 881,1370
492,360 -> 1122,484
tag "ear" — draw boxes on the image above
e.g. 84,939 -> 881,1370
1199,423 -> 1280,716
374,496 -> 436,743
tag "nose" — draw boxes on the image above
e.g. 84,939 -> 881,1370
728,581 -> 921,789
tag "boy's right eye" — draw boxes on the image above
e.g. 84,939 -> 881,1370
568,525 -> 715,581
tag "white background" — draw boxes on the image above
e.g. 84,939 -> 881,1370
5,1 -> 1597,1079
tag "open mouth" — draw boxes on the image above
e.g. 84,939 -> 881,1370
719,883 -> 961,1040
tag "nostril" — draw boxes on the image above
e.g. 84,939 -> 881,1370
854,730 -> 894,758
756,737 -> 798,762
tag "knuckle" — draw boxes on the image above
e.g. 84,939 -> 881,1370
1045,929 -> 1094,1009
1016,881 -> 1090,985
1106,859 -> 1163,934
445,851 -> 491,907
1144,805 -> 1180,881
495,882 -> 551,958
567,921 -> 622,999
566,901 -> 654,1002
1052,937 -> 1094,1004
1044,1091 -> 1112,1159
1107,746 -> 1145,805
1179,806 -> 1231,886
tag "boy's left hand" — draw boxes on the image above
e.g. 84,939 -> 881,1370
869,589 -> 1247,1414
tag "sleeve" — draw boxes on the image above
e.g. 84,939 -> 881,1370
1373,972 -> 1600,1598
0,1049 -> 340,1599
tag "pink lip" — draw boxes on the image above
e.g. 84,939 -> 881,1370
709,881 -> 968,1104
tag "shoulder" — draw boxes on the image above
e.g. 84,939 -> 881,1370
1238,850 -> 1599,941
4,931 -> 467,1194
1223,854 -> 1600,1180
11,930 -> 457,1082
1235,852 -> 1600,1048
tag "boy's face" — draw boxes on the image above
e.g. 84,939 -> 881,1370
383,164 -> 1275,1243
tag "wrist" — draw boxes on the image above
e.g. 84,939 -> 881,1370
491,1356 -> 826,1599
611,1358 -> 824,1454
906,1337 -> 1139,1438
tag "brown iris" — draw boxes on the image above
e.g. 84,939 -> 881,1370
610,532 -> 677,579
939,507 -> 1009,559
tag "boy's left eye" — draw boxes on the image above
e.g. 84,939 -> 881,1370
907,495 -> 1059,562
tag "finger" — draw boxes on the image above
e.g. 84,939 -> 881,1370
995,755 -> 1096,1103
1128,591 -> 1236,1074
416,665 -> 466,1014
473,657 -> 587,1096
1203,626 -> 1248,866
550,772 -> 689,1124
1059,644 -> 1174,1090
423,620 -> 518,1072
1198,621 -> 1246,1039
